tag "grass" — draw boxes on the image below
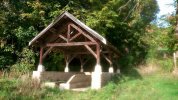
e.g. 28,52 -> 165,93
0,72 -> 178,100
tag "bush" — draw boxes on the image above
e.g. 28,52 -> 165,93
158,58 -> 174,72
10,47 -> 36,76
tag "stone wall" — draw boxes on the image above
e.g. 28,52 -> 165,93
32,71 -> 116,89
32,71 -> 83,82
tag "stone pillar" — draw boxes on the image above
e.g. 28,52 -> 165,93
80,65 -> 84,72
37,64 -> 45,72
92,64 -> 102,89
64,62 -> 69,72
91,44 -> 102,89
109,64 -> 114,73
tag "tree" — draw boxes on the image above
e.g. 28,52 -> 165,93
0,0 -> 159,70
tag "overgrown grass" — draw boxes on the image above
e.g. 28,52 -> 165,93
1,72 -> 178,100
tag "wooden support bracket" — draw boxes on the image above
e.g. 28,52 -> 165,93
69,32 -> 82,41
59,34 -> 67,42
102,53 -> 112,65
84,45 -> 97,58
42,47 -> 53,59
69,23 -> 96,42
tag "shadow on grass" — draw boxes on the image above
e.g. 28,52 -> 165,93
111,67 -> 142,84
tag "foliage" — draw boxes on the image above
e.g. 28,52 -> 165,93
0,0 -> 160,72
10,48 -> 36,76
44,53 -> 64,71
140,24 -> 175,72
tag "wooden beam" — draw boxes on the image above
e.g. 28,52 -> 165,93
69,32 -> 82,41
46,42 -> 97,47
96,44 -> 100,64
80,31 -> 96,42
68,54 -> 77,62
102,53 -> 112,64
49,28 -> 57,34
67,51 -> 109,55
69,23 -> 96,42
59,34 -> 67,42
84,45 -> 97,58
67,24 -> 71,42
39,47 -> 43,64
80,57 -> 90,66
42,47 -> 53,59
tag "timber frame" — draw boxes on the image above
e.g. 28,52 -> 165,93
29,11 -> 120,89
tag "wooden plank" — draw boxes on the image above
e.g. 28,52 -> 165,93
46,42 -> 97,47
84,45 -> 97,58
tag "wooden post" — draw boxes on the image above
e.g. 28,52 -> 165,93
39,47 -> 43,64
96,44 -> 100,64
65,61 -> 69,72
79,56 -> 84,72
67,24 -> 71,43
37,47 -> 45,72
108,53 -> 114,73
64,55 -> 69,72
102,53 -> 114,73
80,65 -> 84,72
94,44 -> 101,72
64,54 -> 76,72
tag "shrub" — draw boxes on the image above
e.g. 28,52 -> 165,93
158,58 -> 174,72
10,47 -> 36,76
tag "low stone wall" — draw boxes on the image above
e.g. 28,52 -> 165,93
32,71 -> 84,82
32,71 -> 116,89
41,72 -> 84,82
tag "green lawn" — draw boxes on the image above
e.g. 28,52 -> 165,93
0,73 -> 178,100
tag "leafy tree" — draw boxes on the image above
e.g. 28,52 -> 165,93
0,0 -> 159,71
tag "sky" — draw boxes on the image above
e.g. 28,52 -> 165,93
156,0 -> 175,26
157,0 -> 175,17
